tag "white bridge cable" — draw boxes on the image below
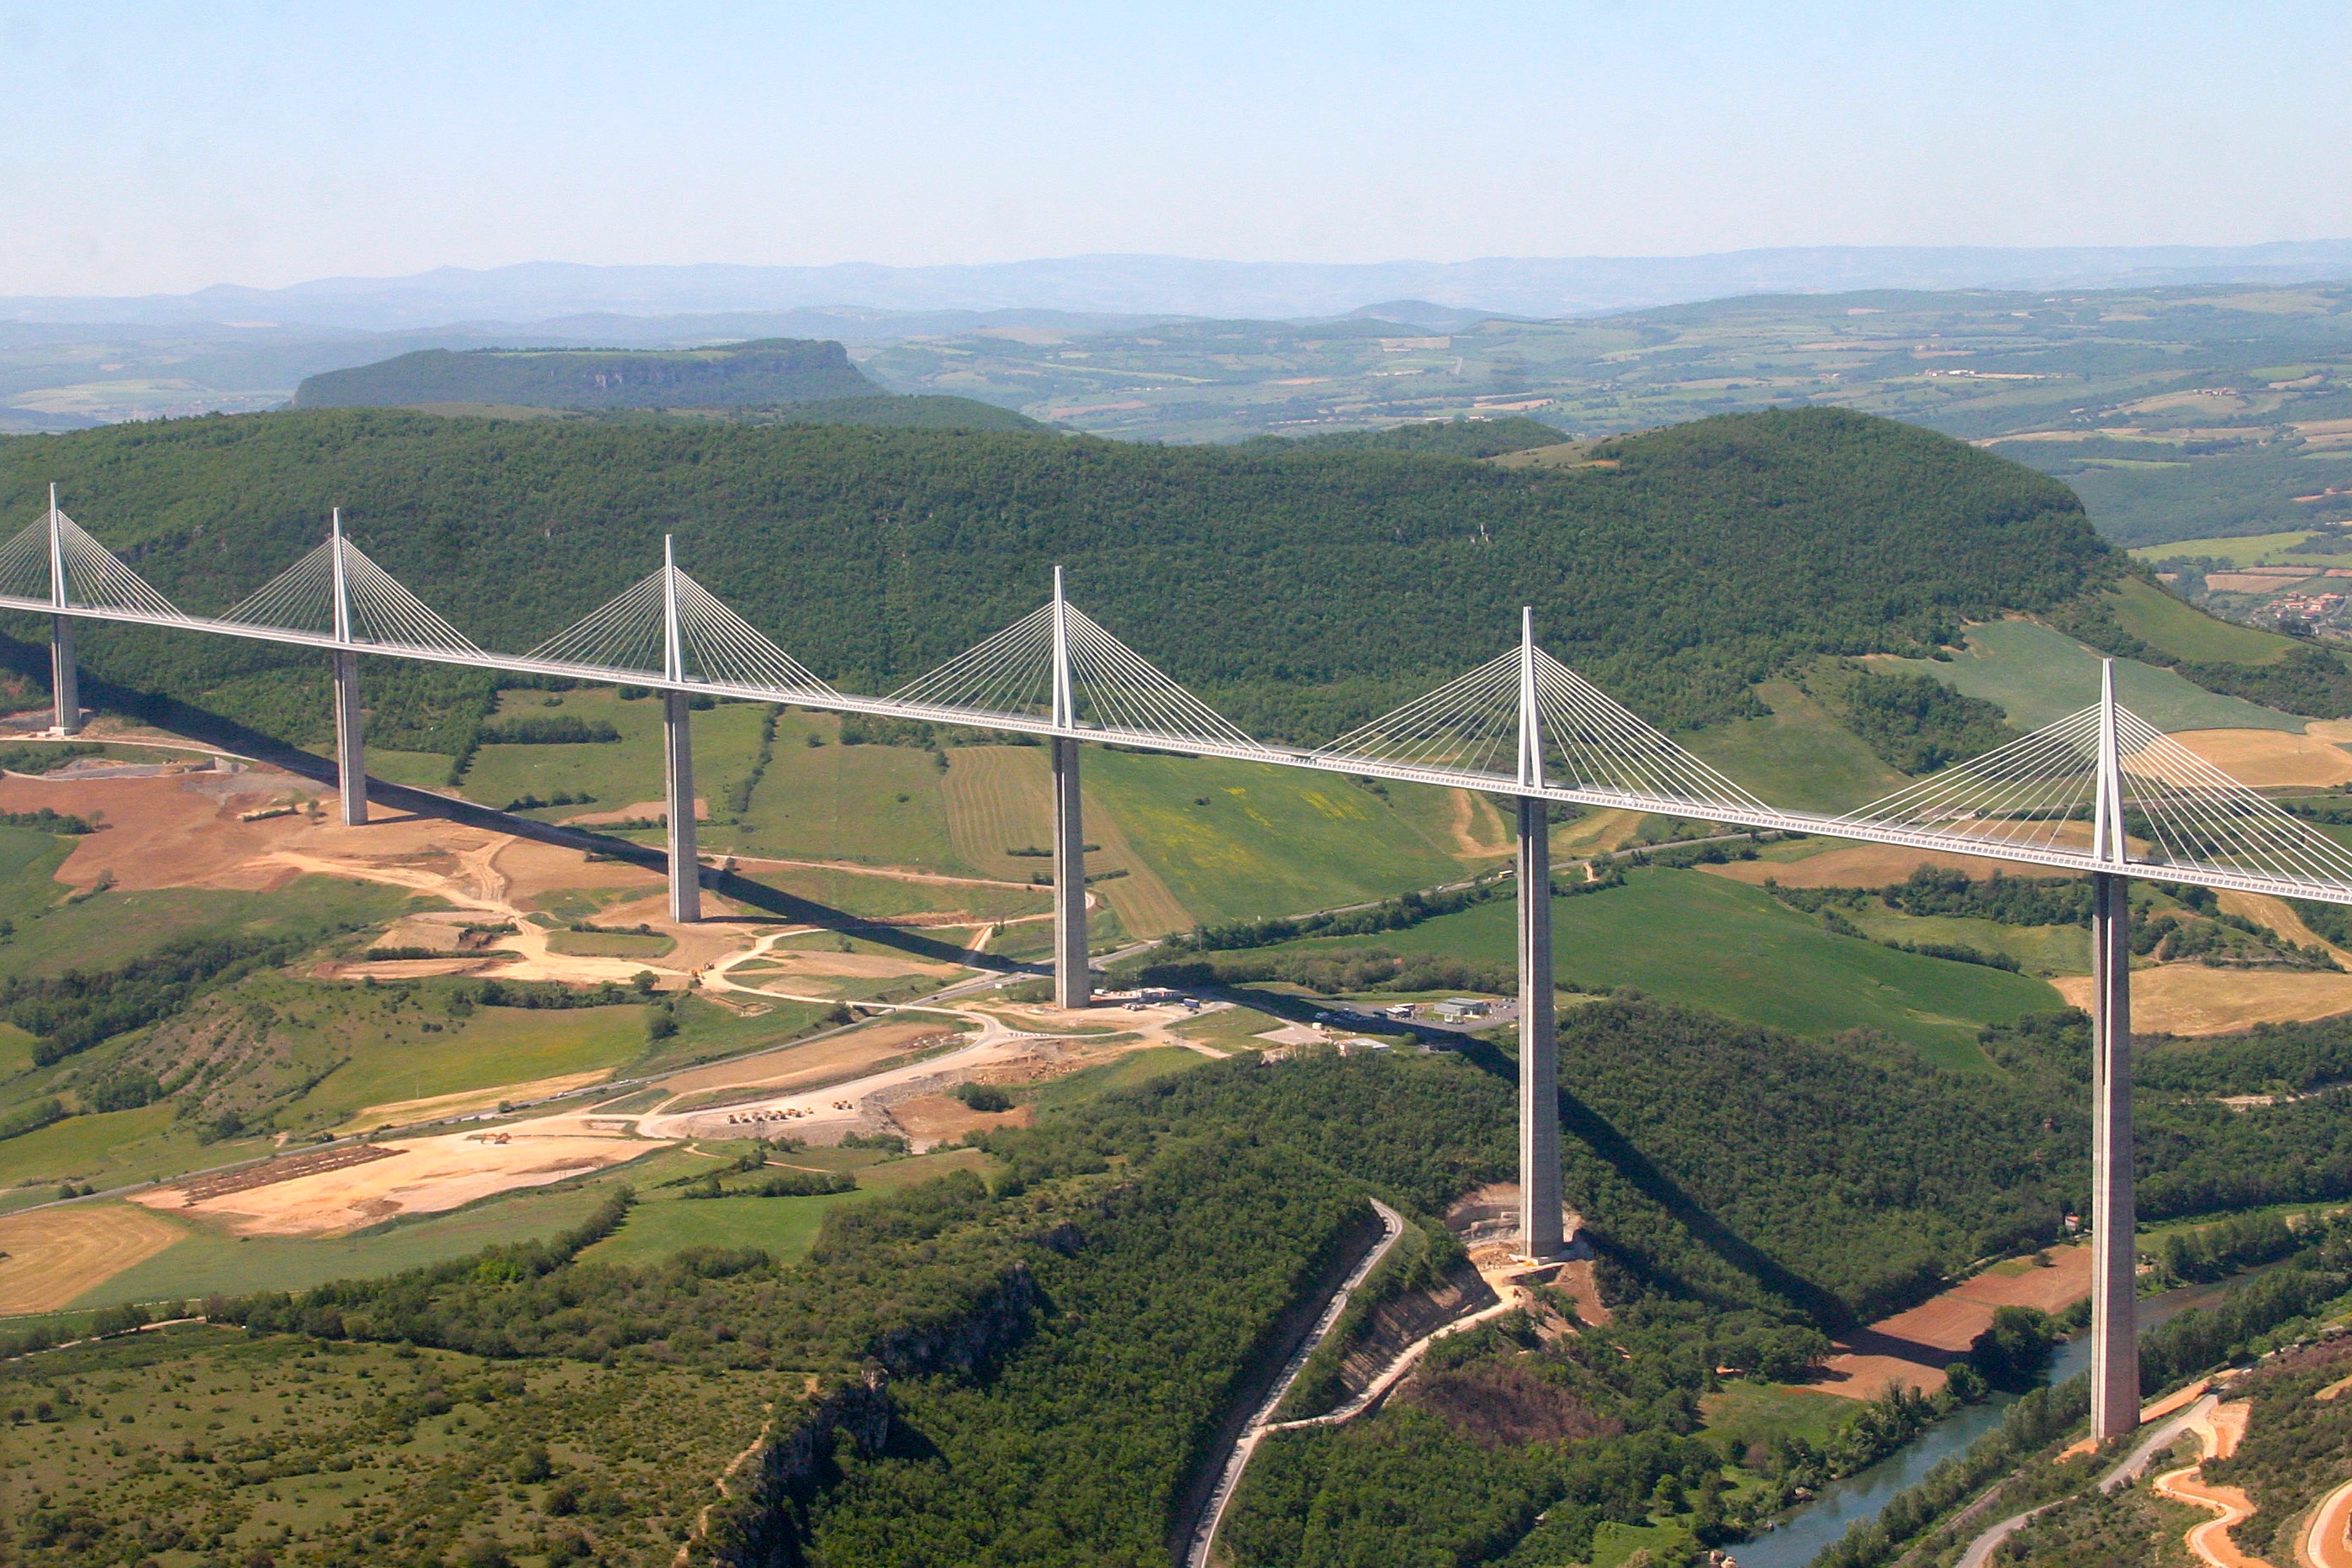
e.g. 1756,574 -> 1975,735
0,519 -> 50,603
886,600 -> 1266,745
1313,652 -> 1525,778
1531,651 -> 1771,811
525,567 -> 834,690
57,514 -> 180,617
671,572 -> 832,694
219,539 -> 483,653
2111,707 -> 2352,890
526,571 -> 668,677
1835,701 -> 2352,890
1313,647 -> 1771,814
1062,608 -> 1267,748
888,603 -> 1057,720
0,509 -> 182,617
1836,707 -> 2107,855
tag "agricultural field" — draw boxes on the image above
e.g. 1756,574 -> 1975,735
1078,747 -> 1478,926
2132,530 -> 2326,569
721,707 -> 963,868
1871,618 -> 2308,732
456,686 -> 770,822
306,1000 -> 653,1130
0,1101 -> 275,1198
1685,678 -> 1909,812
2103,575 -> 2306,664
66,1181 -> 621,1309
1831,902 -> 2090,977
578,1145 -> 994,1267
1248,868 -> 2062,1066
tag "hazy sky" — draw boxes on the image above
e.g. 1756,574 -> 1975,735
2,2 -> 2344,295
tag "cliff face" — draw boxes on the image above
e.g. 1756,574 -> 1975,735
695,1264 -> 1043,1568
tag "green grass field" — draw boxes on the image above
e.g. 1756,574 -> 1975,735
0,1022 -> 33,1080
1840,905 -> 2091,977
720,860 -> 1045,925
724,710 -> 965,868
1023,1045 -> 1211,1111
579,1146 -> 994,1267
307,1002 -> 653,1122
1687,677 -> 1911,813
2131,531 -> 2327,568
1080,748 -> 1470,924
64,1181 -> 627,1309
357,746 -> 453,788
545,929 -> 675,959
0,1102 -> 275,1191
1874,619 -> 2308,732
0,824 -> 71,918
457,688 -> 771,820
1699,1381 -> 1856,1449
1258,869 -> 2061,1066
2103,576 -> 2302,665
0,874 -> 415,981
1170,1002 -> 1292,1052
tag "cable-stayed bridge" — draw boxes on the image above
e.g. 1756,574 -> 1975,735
10,493 -> 2352,1443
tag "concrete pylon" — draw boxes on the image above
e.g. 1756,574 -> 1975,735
49,616 -> 78,736
1517,799 -> 1562,1259
332,653 -> 367,826
661,536 -> 701,924
2088,658 -> 2139,1441
1049,567 -> 1089,1008
328,511 -> 368,826
1515,608 -> 1562,1259
1053,737 -> 1090,1007
45,485 -> 79,736
663,691 -> 700,923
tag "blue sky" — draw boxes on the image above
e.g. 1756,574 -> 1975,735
0,2 -> 2344,293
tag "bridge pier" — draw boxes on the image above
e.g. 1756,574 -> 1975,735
331,652 -> 368,826
1517,798 -> 1563,1260
48,615 -> 79,736
1052,736 -> 1090,1008
2088,869 -> 2137,1440
664,690 -> 700,923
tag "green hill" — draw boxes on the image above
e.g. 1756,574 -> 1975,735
292,337 -> 880,409
0,404 -> 2103,747
1277,414 -> 1568,459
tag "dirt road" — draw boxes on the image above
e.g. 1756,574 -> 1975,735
2302,1475 -> 2352,1568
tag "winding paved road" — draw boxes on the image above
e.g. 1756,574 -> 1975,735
1955,1394 -> 2220,1568
1182,1199 -> 1405,1568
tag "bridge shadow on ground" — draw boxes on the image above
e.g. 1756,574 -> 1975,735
709,869 -> 1021,971
1449,1032 -> 1852,1328
0,641 -> 1030,974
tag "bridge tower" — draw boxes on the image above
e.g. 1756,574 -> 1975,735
661,536 -> 701,923
1516,608 -> 1563,1260
44,486 -> 79,736
2089,659 -> 2138,1440
328,509 -> 369,826
1050,566 -> 1090,1009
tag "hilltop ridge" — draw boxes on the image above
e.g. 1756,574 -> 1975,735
293,336 -> 880,410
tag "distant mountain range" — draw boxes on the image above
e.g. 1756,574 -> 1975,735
12,242 -> 2352,330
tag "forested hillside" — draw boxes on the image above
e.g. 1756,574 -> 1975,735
0,405 -> 2102,744
21,1017 -> 2352,1568
293,338 -> 879,409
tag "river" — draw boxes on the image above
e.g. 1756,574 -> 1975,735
1727,1270 -> 2275,1568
